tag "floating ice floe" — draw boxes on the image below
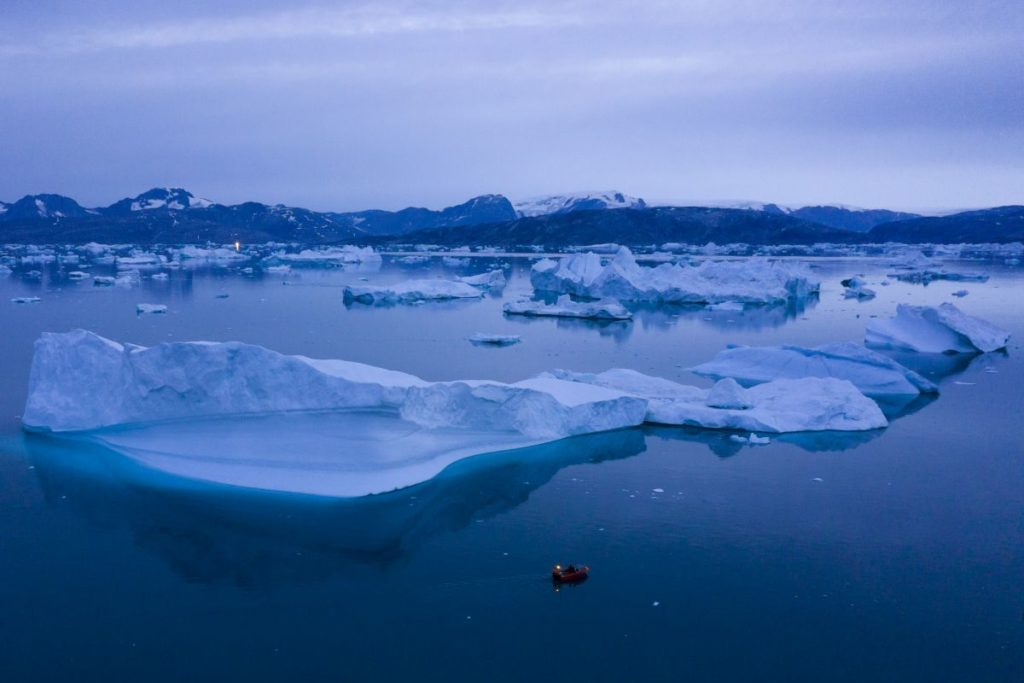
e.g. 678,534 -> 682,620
841,276 -> 876,300
545,370 -> 887,433
267,246 -> 381,267
12,296 -> 41,304
468,333 -> 521,346
442,256 -> 470,267
503,295 -> 632,321
136,303 -> 168,315
343,279 -> 484,304
886,252 -> 989,284
458,269 -> 506,289
690,342 -> 937,397
150,272 -> 169,281
67,271 -> 90,280
865,303 -> 1010,353
530,246 -> 819,304
730,433 -> 771,445
172,246 -> 248,264
951,290 -> 968,298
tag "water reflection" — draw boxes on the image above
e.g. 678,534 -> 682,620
24,429 -> 645,589
644,424 -> 885,458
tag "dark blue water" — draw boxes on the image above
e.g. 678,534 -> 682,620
1,254 -> 1022,681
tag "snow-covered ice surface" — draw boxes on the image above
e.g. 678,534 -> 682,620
866,303 -> 1011,353
690,342 -> 938,397
344,279 -> 484,304
531,247 -> 819,304
503,295 -> 632,320
546,369 -> 887,433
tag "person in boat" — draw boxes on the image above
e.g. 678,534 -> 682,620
565,564 -> 576,573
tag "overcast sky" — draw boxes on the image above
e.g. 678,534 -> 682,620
1,0 -> 1021,212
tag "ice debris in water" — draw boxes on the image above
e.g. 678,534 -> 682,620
545,369 -> 887,433
503,295 -> 632,321
136,303 -> 168,315
865,303 -> 1010,353
841,276 -> 876,300
690,342 -> 937,397
530,246 -> 819,304
11,296 -> 41,304
952,290 -> 969,298
343,279 -> 484,305
468,333 -> 521,346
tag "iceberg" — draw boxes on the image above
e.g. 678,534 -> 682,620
22,330 -> 646,439
865,303 -> 1010,353
531,246 -> 819,304
458,269 -> 507,289
545,369 -> 887,433
266,246 -> 381,267
343,279 -> 484,305
67,271 -> 90,280
468,333 -> 521,346
690,342 -> 938,397
12,296 -> 41,304
136,303 -> 168,315
503,295 -> 632,321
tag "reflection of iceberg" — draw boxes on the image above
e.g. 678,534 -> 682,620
629,296 -> 817,332
644,424 -> 884,458
25,429 -> 646,586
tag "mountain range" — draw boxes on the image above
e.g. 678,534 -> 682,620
1,188 -> 1020,245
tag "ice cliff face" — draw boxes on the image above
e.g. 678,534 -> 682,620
530,247 -> 819,304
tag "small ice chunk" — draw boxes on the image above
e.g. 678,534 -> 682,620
136,303 -> 168,315
67,271 -> 90,280
11,296 -> 41,304
150,272 -> 169,281
951,290 -> 968,297
706,301 -> 744,311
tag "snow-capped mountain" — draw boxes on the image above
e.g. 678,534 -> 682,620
1,194 -> 93,220
104,187 -> 214,214
513,191 -> 647,218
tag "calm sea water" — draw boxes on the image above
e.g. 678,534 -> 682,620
1,254 -> 1022,682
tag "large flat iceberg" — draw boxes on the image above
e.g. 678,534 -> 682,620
531,247 -> 819,304
23,330 -> 647,438
865,303 -> 1010,353
343,279 -> 484,304
690,342 -> 938,397
545,369 -> 887,433
503,295 -> 632,320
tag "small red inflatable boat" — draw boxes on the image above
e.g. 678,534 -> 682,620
551,563 -> 590,583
